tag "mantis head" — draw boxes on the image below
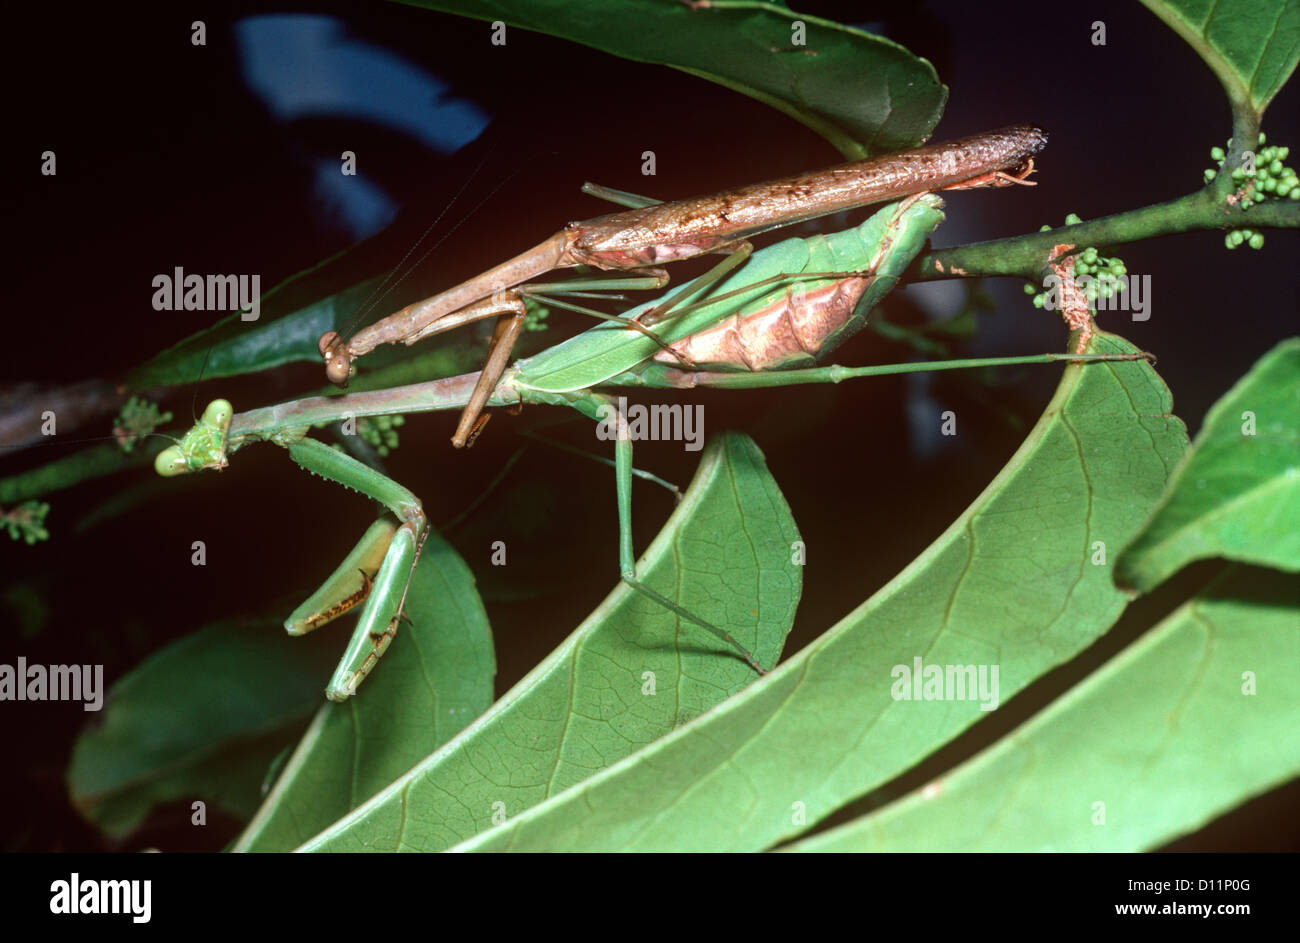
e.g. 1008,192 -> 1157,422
319,331 -> 352,386
154,399 -> 233,477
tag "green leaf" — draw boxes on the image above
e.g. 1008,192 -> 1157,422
1140,0 -> 1300,114
231,532 -> 495,852
127,277 -> 491,394
299,431 -> 801,851
786,565 -> 1300,851
442,333 -> 1190,852
398,0 -> 946,157
126,263 -> 384,389
1118,338 -> 1300,590
67,619 -> 340,839
0,443 -> 152,506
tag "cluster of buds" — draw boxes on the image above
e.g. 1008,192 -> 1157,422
1204,133 -> 1297,249
317,412 -> 405,458
355,414 -> 405,458
524,299 -> 550,333
1024,214 -> 1129,308
3,501 -> 50,545
113,396 -> 173,454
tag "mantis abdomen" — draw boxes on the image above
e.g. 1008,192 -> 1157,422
656,275 -> 874,371
652,195 -> 948,372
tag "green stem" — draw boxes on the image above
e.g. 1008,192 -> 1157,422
915,187 -> 1297,281
1219,111 -> 1262,203
1136,0 -> 1263,197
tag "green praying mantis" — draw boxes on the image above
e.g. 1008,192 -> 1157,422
155,127 -> 1150,700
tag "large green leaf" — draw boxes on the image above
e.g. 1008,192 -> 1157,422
67,618 -> 339,838
1140,0 -> 1300,114
231,532 -> 495,852
399,0 -> 946,158
1118,338 -> 1300,590
441,333 -> 1190,852
786,565 -> 1300,851
299,431 -> 801,851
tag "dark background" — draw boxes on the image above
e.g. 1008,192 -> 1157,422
2,0 -> 1296,852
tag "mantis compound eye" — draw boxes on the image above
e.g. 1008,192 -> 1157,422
154,445 -> 190,477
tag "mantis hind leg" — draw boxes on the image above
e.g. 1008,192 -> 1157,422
573,394 -> 766,675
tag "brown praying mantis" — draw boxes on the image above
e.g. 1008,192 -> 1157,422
319,124 -> 1049,448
